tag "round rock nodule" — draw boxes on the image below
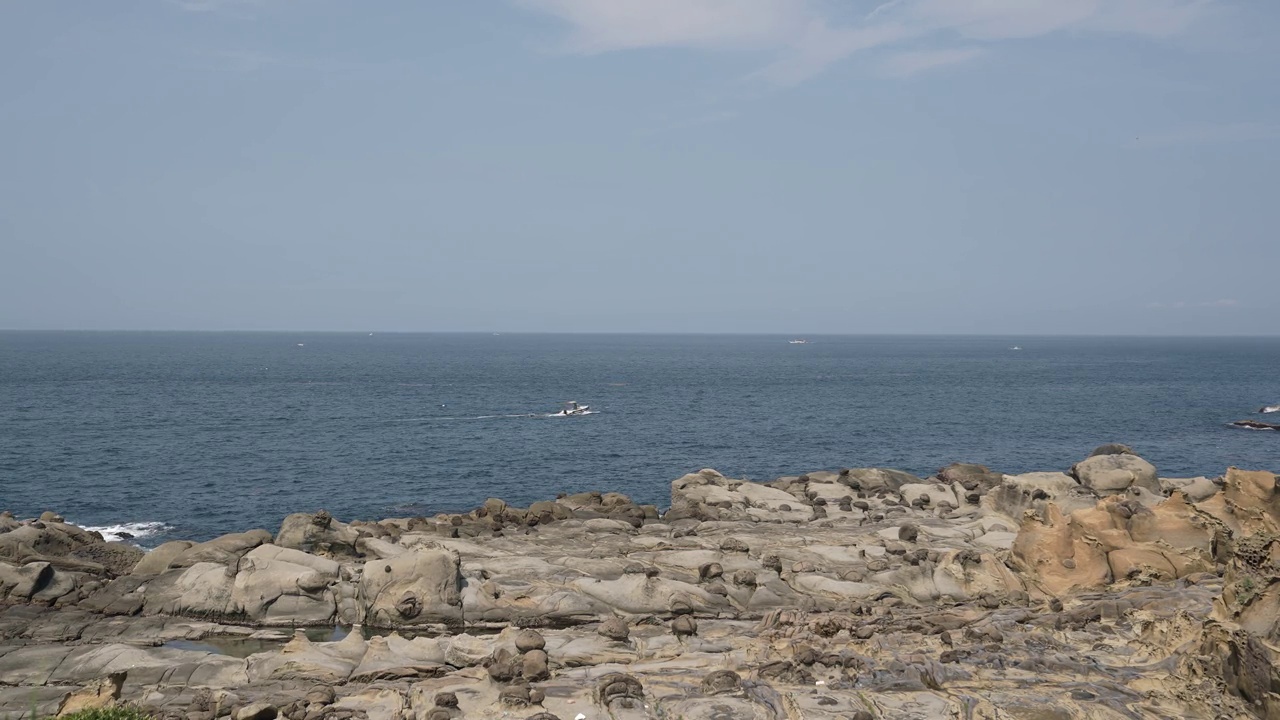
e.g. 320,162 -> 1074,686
598,616 -> 630,641
701,669 -> 742,695
514,628 -> 546,652
595,672 -> 644,708
672,614 -> 698,637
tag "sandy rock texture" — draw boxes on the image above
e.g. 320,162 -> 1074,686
2,448 -> 1276,718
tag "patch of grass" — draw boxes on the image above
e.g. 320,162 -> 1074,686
1237,576 -> 1259,606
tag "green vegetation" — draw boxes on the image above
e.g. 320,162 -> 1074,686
1237,576 -> 1259,606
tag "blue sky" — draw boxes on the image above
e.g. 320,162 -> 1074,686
1,0 -> 1276,334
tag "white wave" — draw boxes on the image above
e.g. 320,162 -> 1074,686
545,410 -> 599,418
80,521 -> 172,543
1260,404 -> 1280,414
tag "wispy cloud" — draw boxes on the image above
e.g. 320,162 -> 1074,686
516,0 -> 1215,86
1146,299 -> 1240,309
1134,121 -> 1280,147
879,46 -> 985,77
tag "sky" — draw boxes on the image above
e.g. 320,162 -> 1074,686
1,0 -> 1277,335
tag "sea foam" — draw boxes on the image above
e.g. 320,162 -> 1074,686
79,521 -> 172,543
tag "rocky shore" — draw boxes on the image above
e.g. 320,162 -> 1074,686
3,446 -> 1278,719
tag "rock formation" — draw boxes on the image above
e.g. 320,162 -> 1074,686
1,449 -> 1275,718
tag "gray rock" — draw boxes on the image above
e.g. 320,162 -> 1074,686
514,628 -> 545,652
1072,453 -> 1159,495
598,617 -> 630,641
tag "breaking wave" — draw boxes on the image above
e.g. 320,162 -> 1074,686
80,521 -> 172,543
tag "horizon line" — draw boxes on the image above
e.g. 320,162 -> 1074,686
3,329 -> 1279,339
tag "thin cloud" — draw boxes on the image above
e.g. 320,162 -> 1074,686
516,0 -> 1215,86
879,47 -> 985,77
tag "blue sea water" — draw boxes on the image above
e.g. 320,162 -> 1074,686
1,332 -> 1277,544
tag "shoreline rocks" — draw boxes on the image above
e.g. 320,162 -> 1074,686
2,447 -> 1277,718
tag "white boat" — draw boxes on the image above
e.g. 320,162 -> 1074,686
550,401 -> 591,417
1011,346 -> 1021,351
789,339 -> 808,344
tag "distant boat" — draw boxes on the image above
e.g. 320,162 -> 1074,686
296,343 -> 304,347
1011,346 -> 1022,351
550,401 -> 591,417
789,339 -> 808,344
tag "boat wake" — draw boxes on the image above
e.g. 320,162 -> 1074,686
79,521 -> 172,543
545,410 -> 598,418
388,414 -> 540,422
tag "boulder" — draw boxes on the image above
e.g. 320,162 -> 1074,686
937,463 -> 1003,491
55,672 -> 124,715
839,468 -> 922,493
276,512 -> 361,558
168,530 -> 273,569
130,541 -> 195,576
1071,454 -> 1159,496
1088,443 -> 1134,457
359,547 -> 463,627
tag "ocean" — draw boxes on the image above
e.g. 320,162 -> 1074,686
1,332 -> 1276,545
